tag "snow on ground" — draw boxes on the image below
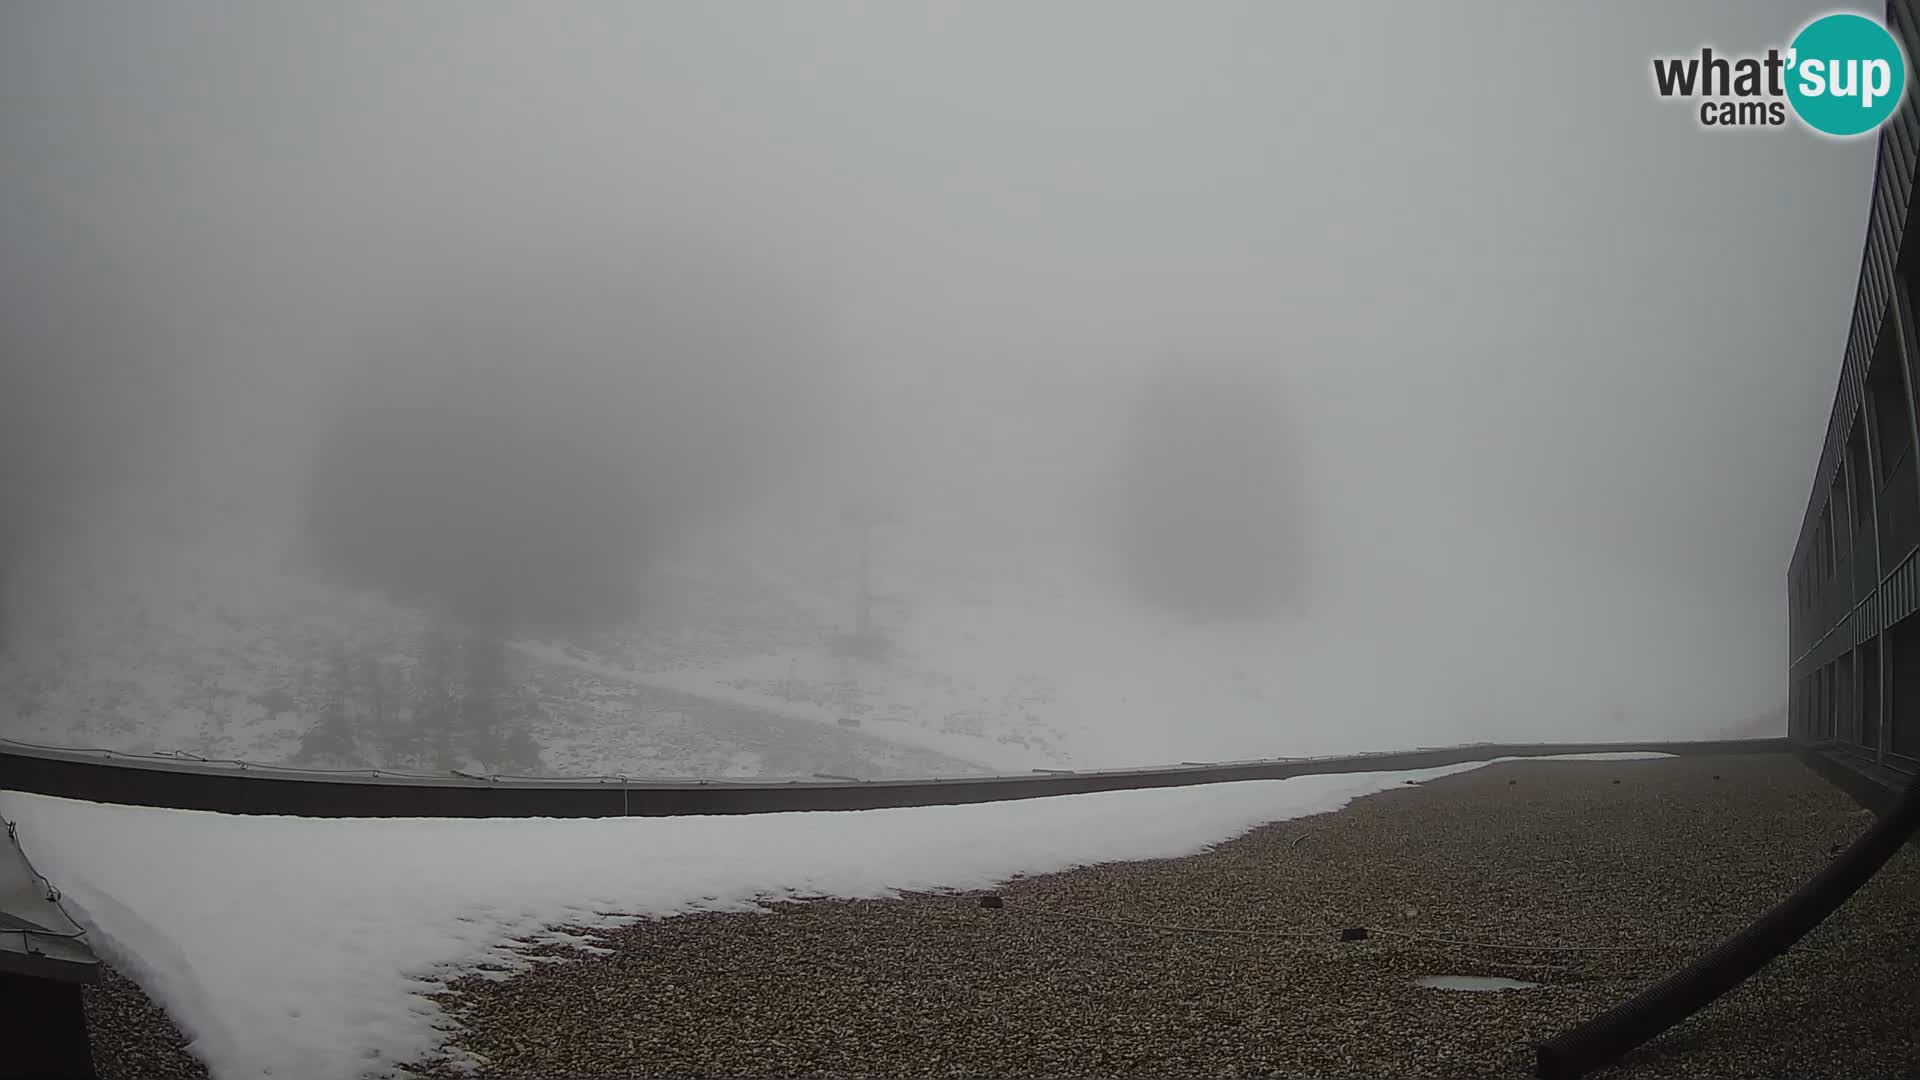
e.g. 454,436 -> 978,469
519,647 -> 988,779
0,528 -> 424,762
3,753 -> 1668,1080
531,512 -> 1382,774
602,497 -> 1699,775
1,477 -> 1732,785
0,525 -> 998,780
515,640 -> 1046,774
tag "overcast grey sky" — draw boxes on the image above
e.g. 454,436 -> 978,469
0,2 -> 1880,736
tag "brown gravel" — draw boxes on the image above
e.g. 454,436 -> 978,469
83,967 -> 209,1080
80,753 -> 1920,1078
398,754 -> 1920,1079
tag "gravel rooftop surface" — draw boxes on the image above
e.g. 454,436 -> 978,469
85,752 -> 1920,1078
84,967 -> 208,1080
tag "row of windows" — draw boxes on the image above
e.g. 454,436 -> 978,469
1790,614 -> 1920,766
1791,54 -> 1920,766
1789,286 -> 1920,656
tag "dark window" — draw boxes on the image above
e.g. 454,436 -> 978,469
1874,315 -> 1920,566
1838,651 -> 1856,744
1804,672 -> 1816,739
1827,664 -> 1843,737
1850,420 -> 1873,531
1832,475 -> 1852,548
1861,639 -> 1882,751
1812,667 -> 1825,740
1824,505 -> 1838,581
1815,509 -> 1829,582
1870,330 -> 1914,490
1891,615 -> 1920,759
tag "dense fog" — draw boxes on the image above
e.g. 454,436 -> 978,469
0,2 -> 1873,776
301,237 -> 840,627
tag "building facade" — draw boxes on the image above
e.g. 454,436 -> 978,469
1787,0 -> 1920,776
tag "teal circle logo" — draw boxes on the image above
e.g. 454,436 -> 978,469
1786,13 -> 1907,137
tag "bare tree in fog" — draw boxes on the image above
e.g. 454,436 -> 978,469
295,644 -> 363,767
410,621 -> 458,771
298,246 -> 838,770
1107,362 -> 1307,621
459,627 -> 544,772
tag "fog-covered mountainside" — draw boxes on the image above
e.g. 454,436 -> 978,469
0,451 -> 1752,781
1,4 -> 1839,783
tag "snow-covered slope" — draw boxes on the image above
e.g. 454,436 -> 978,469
1,507 -> 1357,779
0,520 -> 996,780
0,469 -> 1716,781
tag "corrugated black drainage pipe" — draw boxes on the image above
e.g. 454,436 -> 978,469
1535,769 -> 1920,1080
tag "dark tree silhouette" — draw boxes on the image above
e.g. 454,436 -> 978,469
1108,362 -> 1307,620
294,645 -> 367,766
302,250 -> 835,631
300,246 -> 838,769
410,620 -> 459,771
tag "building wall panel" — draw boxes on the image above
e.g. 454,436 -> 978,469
1790,11 -> 1920,778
